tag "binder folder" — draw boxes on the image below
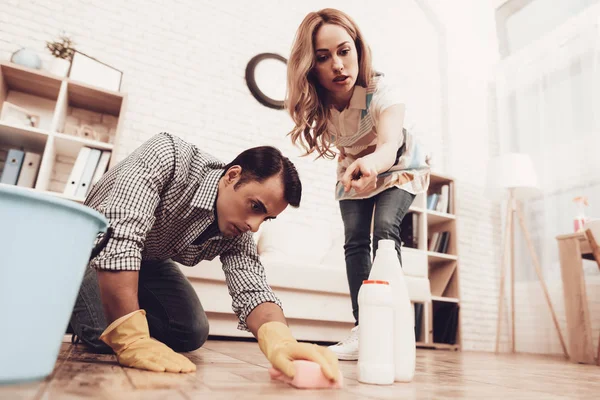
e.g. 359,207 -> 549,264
74,148 -> 101,199
90,151 -> 111,188
1,149 -> 25,185
16,152 -> 41,188
64,147 -> 92,197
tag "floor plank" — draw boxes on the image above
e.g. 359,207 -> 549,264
202,340 -> 269,367
38,343 -> 133,400
0,376 -> 45,400
0,343 -> 72,400
122,348 -> 214,393
1,340 -> 597,399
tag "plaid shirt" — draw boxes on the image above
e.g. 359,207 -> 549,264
85,132 -> 282,330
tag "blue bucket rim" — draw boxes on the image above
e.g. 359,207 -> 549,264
0,183 -> 108,230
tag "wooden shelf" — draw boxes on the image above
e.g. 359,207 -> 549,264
53,132 -> 113,158
0,62 -> 62,100
427,210 -> 456,225
431,296 -> 459,303
66,80 -> 124,116
429,262 -> 457,297
408,205 -> 426,214
427,251 -> 458,263
0,121 -> 49,152
429,172 -> 454,186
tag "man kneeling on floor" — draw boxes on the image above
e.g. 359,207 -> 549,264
69,132 -> 339,380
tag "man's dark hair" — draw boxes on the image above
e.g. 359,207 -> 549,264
223,146 -> 302,207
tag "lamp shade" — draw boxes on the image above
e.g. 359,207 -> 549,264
485,153 -> 541,200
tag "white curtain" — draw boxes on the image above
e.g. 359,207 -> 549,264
494,4 -> 600,354
495,6 -> 600,283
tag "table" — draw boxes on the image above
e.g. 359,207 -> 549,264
556,230 -> 599,365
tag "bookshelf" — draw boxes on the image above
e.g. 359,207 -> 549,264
403,172 -> 461,350
0,61 -> 126,202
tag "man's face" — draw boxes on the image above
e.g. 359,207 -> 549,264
215,166 -> 289,238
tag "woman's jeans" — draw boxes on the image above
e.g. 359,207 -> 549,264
339,187 -> 415,325
69,259 -> 210,354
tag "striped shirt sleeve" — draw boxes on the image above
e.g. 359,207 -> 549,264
88,133 -> 176,271
220,233 -> 282,331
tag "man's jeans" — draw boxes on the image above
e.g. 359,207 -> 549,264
339,187 -> 415,325
69,259 -> 209,353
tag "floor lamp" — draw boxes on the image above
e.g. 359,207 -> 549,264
486,153 -> 568,356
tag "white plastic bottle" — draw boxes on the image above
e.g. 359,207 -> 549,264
357,280 -> 395,385
368,239 -> 416,382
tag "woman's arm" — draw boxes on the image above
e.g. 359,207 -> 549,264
360,104 -> 405,173
341,104 -> 405,193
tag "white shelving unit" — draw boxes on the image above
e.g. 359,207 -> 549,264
405,172 -> 461,350
0,61 -> 126,202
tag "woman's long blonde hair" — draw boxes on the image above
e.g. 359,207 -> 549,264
286,8 -> 373,159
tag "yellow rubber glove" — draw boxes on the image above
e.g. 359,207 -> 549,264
257,321 -> 339,381
99,309 -> 196,373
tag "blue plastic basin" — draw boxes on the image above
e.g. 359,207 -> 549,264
0,184 -> 108,384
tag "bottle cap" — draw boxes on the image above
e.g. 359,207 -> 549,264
363,280 -> 389,285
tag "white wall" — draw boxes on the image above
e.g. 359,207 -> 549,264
425,0 -> 504,351
0,0 -> 504,351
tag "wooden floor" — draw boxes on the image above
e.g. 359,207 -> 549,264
1,339 -> 598,400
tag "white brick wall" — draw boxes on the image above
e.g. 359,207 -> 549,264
1,0 -> 506,352
0,0 -> 445,227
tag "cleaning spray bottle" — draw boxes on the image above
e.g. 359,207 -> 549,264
367,239 -> 416,382
573,196 -> 589,233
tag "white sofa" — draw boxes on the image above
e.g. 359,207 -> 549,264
179,217 -> 431,342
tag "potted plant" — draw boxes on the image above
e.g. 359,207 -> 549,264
46,34 -> 75,77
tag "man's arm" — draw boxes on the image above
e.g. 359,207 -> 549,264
220,233 -> 284,331
246,301 -> 287,337
89,133 -> 176,323
97,270 -> 140,323
220,236 -> 339,381
88,134 -> 196,373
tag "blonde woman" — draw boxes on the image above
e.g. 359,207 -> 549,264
286,8 -> 430,360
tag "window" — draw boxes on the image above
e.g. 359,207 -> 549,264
495,0 -> 599,57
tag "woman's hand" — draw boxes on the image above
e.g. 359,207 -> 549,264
341,158 -> 378,194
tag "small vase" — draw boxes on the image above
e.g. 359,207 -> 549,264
11,48 -> 42,69
47,58 -> 71,77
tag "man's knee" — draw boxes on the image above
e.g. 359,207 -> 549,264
169,316 -> 210,352
70,321 -> 113,354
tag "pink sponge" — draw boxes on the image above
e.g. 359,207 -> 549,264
268,360 -> 343,389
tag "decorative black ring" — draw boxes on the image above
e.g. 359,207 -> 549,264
245,53 -> 288,110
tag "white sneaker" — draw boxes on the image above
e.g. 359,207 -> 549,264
328,326 -> 359,361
